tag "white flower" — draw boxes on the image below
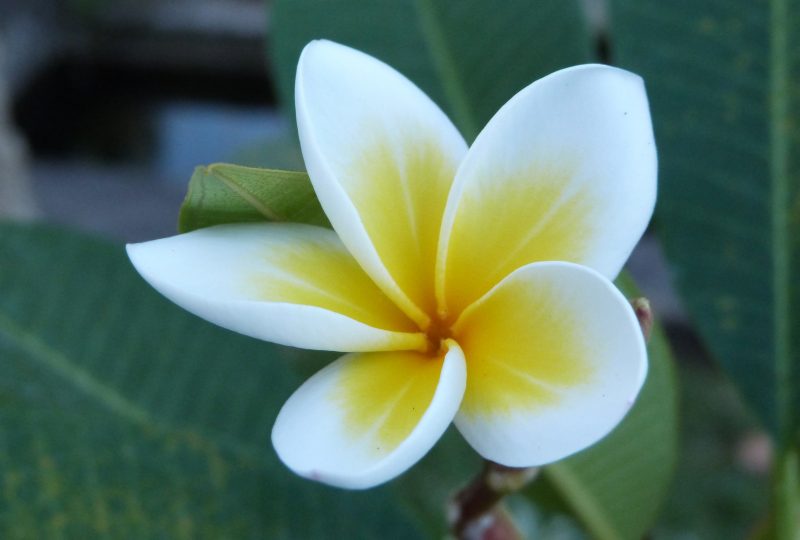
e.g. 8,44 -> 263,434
127,40 -> 656,489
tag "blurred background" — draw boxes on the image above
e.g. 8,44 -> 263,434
1,0 -> 281,240
0,1 -> 776,538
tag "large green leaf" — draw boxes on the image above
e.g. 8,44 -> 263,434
611,0 -> 800,443
0,220 -> 677,539
526,274 -> 678,540
271,0 -> 591,141
0,223 -> 424,538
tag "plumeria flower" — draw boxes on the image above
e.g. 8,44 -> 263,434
127,40 -> 656,489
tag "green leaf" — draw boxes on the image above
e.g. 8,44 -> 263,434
390,427 -> 481,536
0,222 -> 424,538
1,222 -> 674,539
271,0 -> 591,141
178,163 -> 329,233
524,273 -> 678,540
610,0 -> 800,443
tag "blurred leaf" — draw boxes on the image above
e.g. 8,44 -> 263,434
0,222 -> 674,539
524,273 -> 679,540
655,362 -> 768,539
271,0 -> 591,141
178,163 -> 329,233
611,0 -> 800,442
391,427 -> 481,536
0,223 -> 423,538
505,494 -> 588,539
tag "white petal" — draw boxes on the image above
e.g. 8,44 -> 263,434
272,342 -> 466,489
451,262 -> 647,466
127,223 -> 425,352
437,64 -> 657,318
296,40 -> 467,328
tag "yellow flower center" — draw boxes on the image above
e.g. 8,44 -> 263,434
423,316 -> 454,356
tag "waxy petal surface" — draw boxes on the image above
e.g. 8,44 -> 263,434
272,342 -> 466,489
127,223 -> 425,352
451,262 -> 647,466
437,64 -> 657,318
296,40 -> 467,327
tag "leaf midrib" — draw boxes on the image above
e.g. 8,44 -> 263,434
770,0 -> 792,443
412,0 -> 479,140
544,463 -> 620,540
207,165 -> 285,222
0,308 -> 263,466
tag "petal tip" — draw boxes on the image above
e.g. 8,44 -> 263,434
125,241 -> 153,279
298,39 -> 325,64
298,39 -> 357,70
564,62 -> 645,84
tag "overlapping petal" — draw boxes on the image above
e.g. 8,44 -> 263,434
127,223 -> 426,352
437,64 -> 657,318
296,40 -> 468,328
451,262 -> 647,467
272,342 -> 466,489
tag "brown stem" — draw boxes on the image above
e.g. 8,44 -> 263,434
448,461 -> 539,539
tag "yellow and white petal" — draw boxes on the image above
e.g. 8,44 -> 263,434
127,223 -> 425,352
451,261 -> 647,467
296,40 -> 467,327
437,64 -> 657,318
271,342 -> 466,489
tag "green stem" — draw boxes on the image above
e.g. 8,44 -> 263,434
772,446 -> 800,540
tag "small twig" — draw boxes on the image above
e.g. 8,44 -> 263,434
448,461 -> 539,539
